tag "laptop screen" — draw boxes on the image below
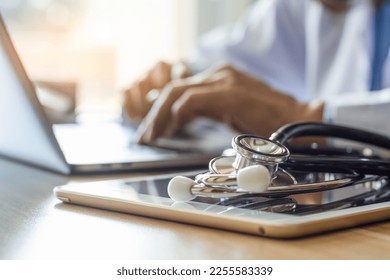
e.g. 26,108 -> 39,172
0,14 -> 70,174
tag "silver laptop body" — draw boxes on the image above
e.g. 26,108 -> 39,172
0,14 -> 232,174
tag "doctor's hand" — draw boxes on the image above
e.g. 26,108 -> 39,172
124,61 -> 190,123
136,65 -> 324,144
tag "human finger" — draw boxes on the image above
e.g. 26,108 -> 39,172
148,61 -> 172,88
136,83 -> 190,144
165,86 -> 225,137
136,78 -> 217,144
123,79 -> 154,122
123,85 -> 142,122
125,61 -> 193,122
124,61 -> 172,121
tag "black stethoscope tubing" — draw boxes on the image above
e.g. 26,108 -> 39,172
282,155 -> 390,176
271,122 -> 390,150
271,122 -> 390,176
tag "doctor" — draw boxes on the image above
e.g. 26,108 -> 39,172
124,0 -> 390,144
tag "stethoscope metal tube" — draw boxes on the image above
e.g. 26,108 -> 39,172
195,173 -> 237,187
168,173 -> 373,202
167,122 -> 390,202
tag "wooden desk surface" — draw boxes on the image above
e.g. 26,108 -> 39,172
1,158 -> 390,260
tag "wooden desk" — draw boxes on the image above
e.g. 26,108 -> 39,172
1,157 -> 390,260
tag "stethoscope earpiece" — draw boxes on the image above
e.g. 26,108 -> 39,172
237,165 -> 271,193
167,176 -> 197,202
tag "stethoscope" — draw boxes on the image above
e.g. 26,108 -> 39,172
167,122 -> 390,202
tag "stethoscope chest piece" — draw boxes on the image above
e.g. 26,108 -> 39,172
231,135 -> 290,176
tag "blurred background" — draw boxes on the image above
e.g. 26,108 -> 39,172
0,0 -> 253,123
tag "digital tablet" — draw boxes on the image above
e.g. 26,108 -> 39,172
53,171 -> 390,238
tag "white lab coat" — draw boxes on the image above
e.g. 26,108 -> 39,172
188,0 -> 390,135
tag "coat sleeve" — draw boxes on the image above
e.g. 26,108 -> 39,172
324,88 -> 390,137
187,0 -> 308,101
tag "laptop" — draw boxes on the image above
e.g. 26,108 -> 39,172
0,14 -> 233,175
